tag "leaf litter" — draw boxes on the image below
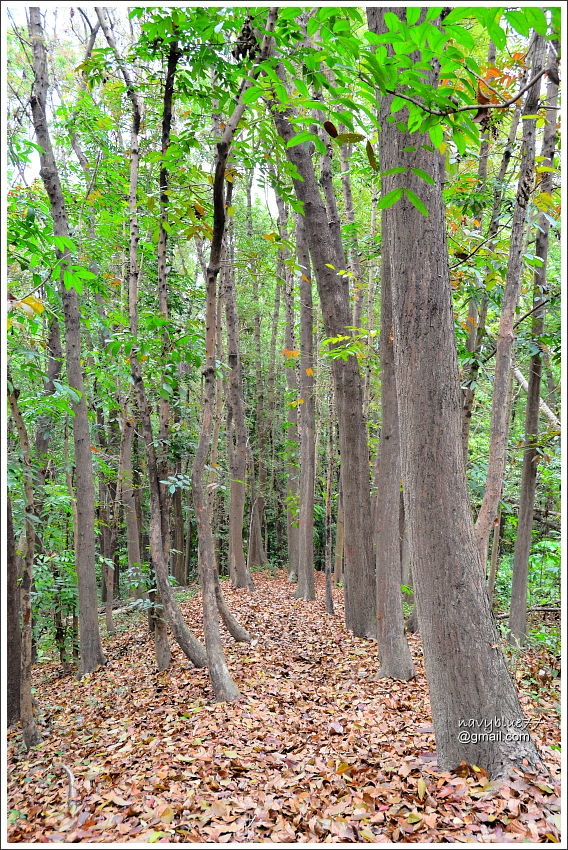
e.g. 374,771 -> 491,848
7,572 -> 561,843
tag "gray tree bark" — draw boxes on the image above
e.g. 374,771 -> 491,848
509,51 -> 559,646
295,213 -> 316,601
367,6 -> 543,776
271,90 -> 376,639
475,35 -> 546,566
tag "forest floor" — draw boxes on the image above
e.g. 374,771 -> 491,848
6,571 -> 561,844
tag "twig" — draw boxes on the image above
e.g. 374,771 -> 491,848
372,67 -> 554,119
53,763 -> 77,813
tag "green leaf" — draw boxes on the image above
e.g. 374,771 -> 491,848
384,11 -> 402,31
524,8 -> 548,35
504,9 -> 531,38
380,167 -> 407,177
52,235 -> 77,253
390,95 -> 408,114
377,188 -> 403,210
429,124 -> 444,148
404,188 -> 429,216
410,167 -> 435,186
406,7 -> 421,26
444,24 -> 475,50
241,85 -> 263,105
63,269 -> 83,294
486,20 -> 507,50
286,131 -> 323,152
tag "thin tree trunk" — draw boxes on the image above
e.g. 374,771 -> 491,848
7,498 -> 22,728
275,198 -> 300,581
97,6 -> 205,668
247,174 -> 269,564
511,366 -> 560,429
295,213 -> 316,600
29,7 -> 105,675
339,143 -> 365,328
374,196 -> 414,679
8,379 -> 42,748
487,510 -> 502,604
509,53 -> 558,646
120,418 -> 144,596
271,83 -> 376,639
324,393 -> 335,615
475,35 -> 546,566
156,40 -> 180,567
367,6 -> 542,777
223,195 -> 254,590
461,56 -> 528,460
192,9 -> 277,700
334,481 -> 345,585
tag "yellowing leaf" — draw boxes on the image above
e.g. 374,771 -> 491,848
305,367 -> 314,376
406,812 -> 422,824
417,777 -> 427,800
158,804 -> 175,824
336,761 -> 351,774
20,295 -> 45,315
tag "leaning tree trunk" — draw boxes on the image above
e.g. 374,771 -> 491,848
366,6 -> 543,777
97,6 -> 206,668
271,84 -> 376,639
28,7 -> 105,675
475,34 -> 546,567
509,51 -> 559,646
192,9 -> 277,700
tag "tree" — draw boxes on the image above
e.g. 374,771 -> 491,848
7,498 -> 21,729
271,68 -> 376,639
366,6 -> 543,776
509,47 -> 559,645
474,34 -> 546,565
28,6 -> 105,676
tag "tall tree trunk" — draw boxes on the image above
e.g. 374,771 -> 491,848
28,7 -> 105,675
461,61 -> 528,460
366,6 -> 542,777
247,174 -> 269,565
224,196 -> 254,590
7,498 -> 22,728
97,6 -> 205,668
374,207 -> 414,679
192,9 -> 277,699
8,379 -> 42,748
276,195 -> 300,582
271,84 -> 376,639
475,35 -> 546,565
334,480 -> 345,585
295,213 -> 315,600
324,393 -> 335,615
339,143 -> 365,328
120,417 -> 144,596
156,40 -> 181,568
487,510 -> 502,604
509,52 -> 559,646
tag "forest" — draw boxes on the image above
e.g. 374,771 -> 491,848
4,4 -> 562,845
